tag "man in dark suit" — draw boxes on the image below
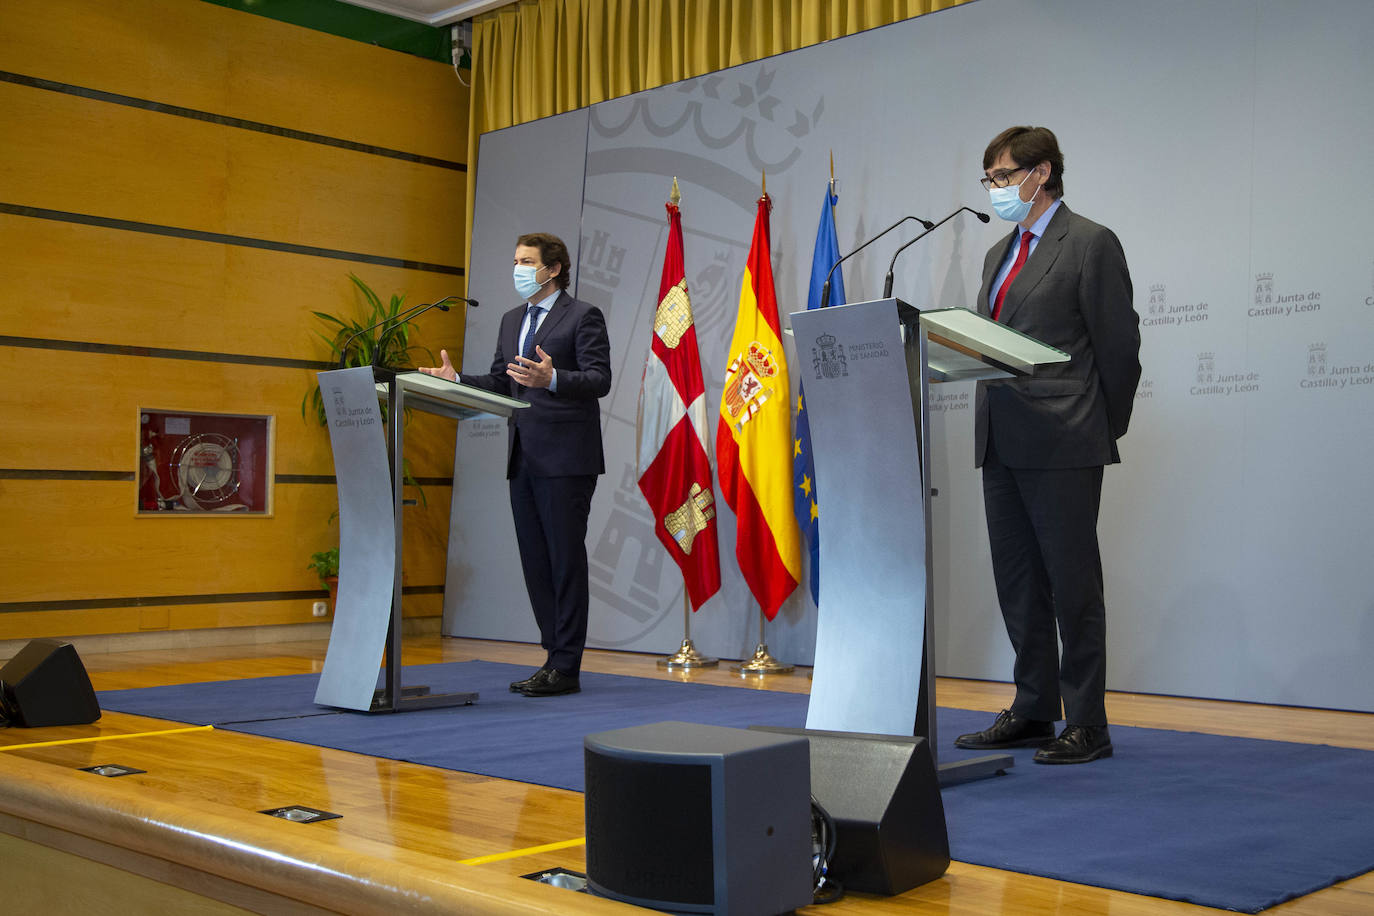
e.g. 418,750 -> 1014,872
954,127 -> 1141,764
421,232 -> 611,697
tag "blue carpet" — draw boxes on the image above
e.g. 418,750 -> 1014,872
98,660 -> 1374,913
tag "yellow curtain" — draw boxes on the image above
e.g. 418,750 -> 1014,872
463,0 -> 969,282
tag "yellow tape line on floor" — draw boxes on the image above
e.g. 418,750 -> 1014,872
0,724 -> 215,751
458,836 -> 586,866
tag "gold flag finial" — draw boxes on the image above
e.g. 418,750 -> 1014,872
670,176 -> 681,205
761,169 -> 767,197
829,151 -> 836,195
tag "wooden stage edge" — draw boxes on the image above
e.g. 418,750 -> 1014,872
2,634 -> 1373,916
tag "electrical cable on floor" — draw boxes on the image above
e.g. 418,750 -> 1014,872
810,795 -> 845,905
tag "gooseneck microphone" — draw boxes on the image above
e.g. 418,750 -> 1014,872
819,214 -> 935,308
335,295 -> 475,369
881,207 -> 991,298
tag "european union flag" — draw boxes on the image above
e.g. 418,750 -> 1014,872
793,182 -> 844,606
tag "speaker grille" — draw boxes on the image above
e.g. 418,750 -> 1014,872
584,748 -> 714,905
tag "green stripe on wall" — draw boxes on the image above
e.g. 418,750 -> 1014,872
199,0 -> 456,64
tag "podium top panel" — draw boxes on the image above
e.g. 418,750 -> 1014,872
375,371 -> 529,420
919,308 -> 1069,381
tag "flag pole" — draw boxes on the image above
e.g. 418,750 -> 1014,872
647,175 -> 722,670
658,591 -> 719,669
732,607 -> 794,676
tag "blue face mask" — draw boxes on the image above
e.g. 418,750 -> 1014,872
513,264 -> 546,301
989,170 -> 1040,223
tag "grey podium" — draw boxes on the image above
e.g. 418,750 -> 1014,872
790,299 -> 1068,785
313,367 -> 527,713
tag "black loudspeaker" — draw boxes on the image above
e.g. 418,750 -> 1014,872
583,721 -> 814,916
0,639 -> 101,727
752,726 -> 949,896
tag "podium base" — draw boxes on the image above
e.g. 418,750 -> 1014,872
369,684 -> 478,713
937,753 -> 1013,787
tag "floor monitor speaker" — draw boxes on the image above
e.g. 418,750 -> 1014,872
584,720 -> 813,916
752,726 -> 949,895
0,639 -> 101,727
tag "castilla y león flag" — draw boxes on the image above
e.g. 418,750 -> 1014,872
635,196 -> 722,611
716,194 -> 801,620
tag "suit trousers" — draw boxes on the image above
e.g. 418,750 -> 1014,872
981,436 -> 1108,726
508,437 -> 598,677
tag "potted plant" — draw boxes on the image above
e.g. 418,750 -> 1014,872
308,546 -> 340,614
301,272 -> 436,424
302,274 -> 439,603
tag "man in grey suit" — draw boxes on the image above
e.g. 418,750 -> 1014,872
422,232 -> 612,698
954,127 -> 1141,764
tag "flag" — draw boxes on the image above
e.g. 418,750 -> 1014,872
636,193 -> 722,611
716,194 -> 801,620
794,182 -> 845,606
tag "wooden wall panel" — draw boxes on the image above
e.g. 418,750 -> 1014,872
0,348 -> 330,472
0,477 -> 451,602
0,0 -> 468,162
0,82 -> 465,267
1,316 -> 461,478
0,593 -> 443,644
0,215 -> 469,364
1,481 -> 334,600
1,0 -> 470,641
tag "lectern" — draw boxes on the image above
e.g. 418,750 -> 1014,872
790,300 -> 1068,784
313,367 -> 527,712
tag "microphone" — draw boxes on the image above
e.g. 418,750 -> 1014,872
881,207 -> 991,298
820,214 -> 935,308
336,295 -> 472,369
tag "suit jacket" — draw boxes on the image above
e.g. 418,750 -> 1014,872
461,290 -> 612,478
974,203 -> 1141,469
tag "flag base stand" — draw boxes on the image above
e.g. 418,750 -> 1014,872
732,642 -> 794,676
657,638 -> 719,669
657,595 -> 719,669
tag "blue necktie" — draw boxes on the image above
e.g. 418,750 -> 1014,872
520,305 -> 542,360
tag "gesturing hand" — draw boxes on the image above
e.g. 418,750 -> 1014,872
507,345 -> 553,388
418,349 -> 458,382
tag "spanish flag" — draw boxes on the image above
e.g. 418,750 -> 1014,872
716,194 -> 801,620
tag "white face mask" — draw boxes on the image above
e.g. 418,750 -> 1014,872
989,169 -> 1041,222
513,263 -> 546,300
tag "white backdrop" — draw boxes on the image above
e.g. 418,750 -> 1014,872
445,0 -> 1374,712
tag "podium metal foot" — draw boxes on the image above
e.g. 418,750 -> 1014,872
657,638 -> 719,669
938,753 -> 1013,787
369,685 -> 478,713
731,643 -> 794,676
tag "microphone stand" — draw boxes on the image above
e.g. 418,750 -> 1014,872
881,207 -> 990,298
336,295 -> 473,370
820,214 -> 934,308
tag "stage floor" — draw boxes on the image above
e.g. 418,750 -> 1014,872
3,635 -> 1372,915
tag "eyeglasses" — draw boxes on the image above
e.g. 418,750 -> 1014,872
979,167 -> 1028,191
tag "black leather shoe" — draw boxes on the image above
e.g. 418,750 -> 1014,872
509,666 -> 551,693
519,669 -> 580,697
953,709 -> 1055,749
1033,724 -> 1113,764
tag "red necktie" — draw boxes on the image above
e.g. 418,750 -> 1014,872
991,230 -> 1034,322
